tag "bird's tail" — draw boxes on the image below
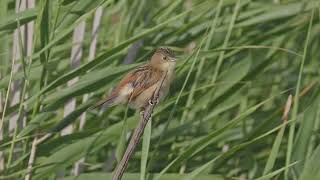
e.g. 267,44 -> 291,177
89,95 -> 116,110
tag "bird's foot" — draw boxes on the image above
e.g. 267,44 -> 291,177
148,99 -> 154,105
148,98 -> 159,106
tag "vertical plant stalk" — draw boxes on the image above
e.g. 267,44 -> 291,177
24,136 -> 37,180
61,21 -> 86,136
24,133 -> 51,180
56,21 -> 85,179
25,0 -> 35,56
210,0 -> 240,84
140,119 -> 151,180
9,0 -> 26,136
180,0 -> 223,125
112,72 -> 167,180
74,6 -> 103,175
22,1 -> 53,179
285,10 -> 314,180
57,21 -> 86,178
23,0 -> 34,127
263,95 -> 292,177
122,40 -> 143,65
0,90 -> 3,171
7,0 -> 32,169
0,0 -> 9,170
0,51 -> 16,172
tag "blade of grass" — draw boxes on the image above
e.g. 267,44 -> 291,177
285,9 -> 314,180
156,91 -> 287,179
257,162 -> 299,180
7,0 -> 28,169
180,0 -> 223,124
140,119 -> 151,180
185,119 -> 295,180
210,0 -> 241,84
263,95 -> 292,177
299,144 -> 320,180
115,105 -> 129,162
292,93 -> 320,175
0,9 -> 37,32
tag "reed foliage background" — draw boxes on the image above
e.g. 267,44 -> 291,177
0,0 -> 320,179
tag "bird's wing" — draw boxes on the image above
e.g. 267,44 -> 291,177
114,65 -> 163,101
90,65 -> 162,109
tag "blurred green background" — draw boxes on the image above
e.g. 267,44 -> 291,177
0,0 -> 319,179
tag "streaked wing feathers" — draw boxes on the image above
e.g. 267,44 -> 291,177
113,65 -> 162,101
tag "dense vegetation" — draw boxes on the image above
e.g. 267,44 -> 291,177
0,0 -> 319,179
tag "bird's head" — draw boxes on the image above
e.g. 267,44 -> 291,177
150,47 -> 176,70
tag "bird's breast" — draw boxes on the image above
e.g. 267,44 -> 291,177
159,64 -> 175,98
129,64 -> 175,109
163,63 -> 175,85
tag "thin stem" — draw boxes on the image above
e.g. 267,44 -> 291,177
24,137 -> 37,180
75,6 -> 103,175
285,9 -> 314,180
0,54 -> 15,135
7,2 -> 28,168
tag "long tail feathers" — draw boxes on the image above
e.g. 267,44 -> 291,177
89,96 -> 116,110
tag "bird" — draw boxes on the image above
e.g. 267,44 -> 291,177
91,47 -> 176,111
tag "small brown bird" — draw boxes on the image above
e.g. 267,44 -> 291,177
92,47 -> 176,110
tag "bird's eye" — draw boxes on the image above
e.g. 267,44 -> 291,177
163,56 -> 167,60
